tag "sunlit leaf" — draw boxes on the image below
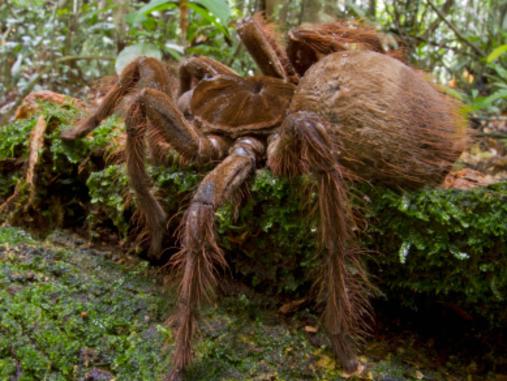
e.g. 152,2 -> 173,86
11,54 -> 23,78
193,0 -> 231,23
132,0 -> 177,25
187,3 -> 228,34
164,41 -> 184,60
137,0 -> 176,16
115,44 -> 162,74
487,44 -> 507,63
466,89 -> 507,112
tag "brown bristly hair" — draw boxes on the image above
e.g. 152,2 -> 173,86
237,13 -> 299,83
287,20 -> 404,76
252,13 -> 299,82
72,61 -> 140,138
125,101 -> 167,259
168,202 -> 228,369
268,111 -> 374,369
289,49 -> 469,189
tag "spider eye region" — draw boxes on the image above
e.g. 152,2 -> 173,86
252,81 -> 264,94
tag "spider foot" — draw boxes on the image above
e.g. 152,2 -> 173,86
165,369 -> 184,381
146,227 -> 165,260
60,128 -> 80,141
340,361 -> 366,379
60,117 -> 97,141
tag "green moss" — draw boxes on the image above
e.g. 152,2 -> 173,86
0,228 -> 171,380
366,183 -> 507,324
0,117 -> 36,161
1,226 -> 468,380
86,164 -> 131,238
0,226 -> 35,245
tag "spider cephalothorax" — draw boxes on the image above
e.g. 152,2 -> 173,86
61,13 -> 467,381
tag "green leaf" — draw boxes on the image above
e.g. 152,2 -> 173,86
192,0 -> 231,23
164,41 -> 185,60
137,0 -> 177,16
131,0 -> 230,27
132,0 -> 177,26
115,44 -> 162,74
398,241 -> 411,264
440,86 -> 464,101
487,44 -> 507,63
466,89 -> 507,112
490,63 -> 507,80
187,3 -> 228,35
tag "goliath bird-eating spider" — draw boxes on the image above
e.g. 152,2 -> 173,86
61,14 -> 468,381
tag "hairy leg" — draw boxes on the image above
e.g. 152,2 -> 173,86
268,111 -> 372,373
166,137 -> 264,381
61,57 -> 174,140
178,56 -> 238,95
237,13 -> 299,84
125,89 -> 230,259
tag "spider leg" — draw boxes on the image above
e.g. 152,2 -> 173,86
167,137 -> 264,380
61,57 -> 174,140
125,88 -> 230,259
267,111 -> 372,374
178,56 -> 238,95
237,14 -> 299,83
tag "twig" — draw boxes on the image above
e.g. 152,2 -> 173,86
53,55 -> 115,64
408,34 -> 474,56
426,0 -> 485,57
476,132 -> 507,139
420,0 -> 453,41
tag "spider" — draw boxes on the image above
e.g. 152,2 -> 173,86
61,14 -> 468,381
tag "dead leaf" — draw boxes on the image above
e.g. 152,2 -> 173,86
443,168 -> 497,189
279,298 -> 306,314
304,325 -> 318,333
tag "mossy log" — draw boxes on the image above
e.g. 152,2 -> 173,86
0,98 -> 505,327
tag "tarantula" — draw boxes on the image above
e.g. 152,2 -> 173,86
61,14 -> 467,381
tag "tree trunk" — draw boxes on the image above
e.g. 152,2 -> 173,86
113,0 -> 130,52
323,0 -> 338,18
368,0 -> 377,18
265,0 -> 282,18
300,0 -> 321,23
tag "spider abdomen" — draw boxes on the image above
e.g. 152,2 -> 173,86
291,50 -> 468,188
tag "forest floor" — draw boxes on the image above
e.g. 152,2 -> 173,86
0,226 -> 501,381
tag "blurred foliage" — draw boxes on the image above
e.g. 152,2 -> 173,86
1,0 -> 506,119
371,0 -> 507,113
1,101 -> 505,327
0,0 -> 117,102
